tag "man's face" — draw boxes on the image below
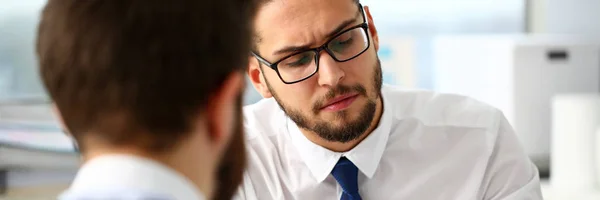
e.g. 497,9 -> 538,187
251,0 -> 382,142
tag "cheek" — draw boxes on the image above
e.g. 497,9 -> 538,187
345,57 -> 375,83
276,84 -> 313,107
268,77 -> 315,111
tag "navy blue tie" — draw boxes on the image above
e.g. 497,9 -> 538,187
331,157 -> 362,200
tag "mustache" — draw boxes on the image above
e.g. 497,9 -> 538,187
312,84 -> 367,114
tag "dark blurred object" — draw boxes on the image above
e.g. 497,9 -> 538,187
0,170 -> 6,194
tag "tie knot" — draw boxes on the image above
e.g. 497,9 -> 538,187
331,157 -> 361,199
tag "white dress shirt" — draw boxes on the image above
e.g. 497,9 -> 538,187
59,154 -> 205,200
236,85 -> 542,200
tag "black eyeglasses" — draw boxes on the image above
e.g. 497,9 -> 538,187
252,4 -> 370,84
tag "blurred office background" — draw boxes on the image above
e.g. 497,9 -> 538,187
1,0 -> 600,199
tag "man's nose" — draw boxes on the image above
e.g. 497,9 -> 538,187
316,53 -> 345,87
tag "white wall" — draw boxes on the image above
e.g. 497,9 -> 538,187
545,0 -> 600,35
529,0 -> 600,35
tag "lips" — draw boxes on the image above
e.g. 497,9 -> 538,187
320,93 -> 359,111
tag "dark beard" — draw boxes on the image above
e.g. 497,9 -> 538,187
268,58 -> 383,143
212,94 -> 246,200
287,84 -> 377,142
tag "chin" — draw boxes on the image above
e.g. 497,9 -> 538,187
322,109 -> 362,124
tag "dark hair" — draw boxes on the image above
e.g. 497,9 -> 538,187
253,0 -> 361,51
37,0 -> 257,152
257,0 -> 358,5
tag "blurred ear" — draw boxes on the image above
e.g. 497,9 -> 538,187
206,71 -> 245,150
364,6 -> 380,51
247,56 -> 273,98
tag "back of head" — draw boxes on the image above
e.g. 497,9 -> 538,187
38,1 -> 257,199
37,0 -> 255,152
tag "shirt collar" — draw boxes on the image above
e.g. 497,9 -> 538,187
288,85 -> 394,182
66,154 -> 205,200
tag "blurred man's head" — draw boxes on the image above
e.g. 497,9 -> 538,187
37,0 -> 256,199
248,0 -> 382,144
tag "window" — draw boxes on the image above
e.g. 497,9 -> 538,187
0,0 -> 48,100
0,0 -> 526,104
363,0 -> 525,89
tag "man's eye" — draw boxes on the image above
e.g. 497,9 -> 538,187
330,36 -> 354,52
283,54 -> 312,67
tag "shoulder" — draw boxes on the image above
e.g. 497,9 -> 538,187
242,97 -> 287,140
383,85 -> 503,130
239,98 -> 294,199
382,85 -> 512,165
242,98 -> 290,162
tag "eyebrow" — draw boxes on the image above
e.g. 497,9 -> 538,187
273,17 -> 359,56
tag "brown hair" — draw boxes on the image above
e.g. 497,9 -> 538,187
37,0 -> 257,152
252,0 -> 361,51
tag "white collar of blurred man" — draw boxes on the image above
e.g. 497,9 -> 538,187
60,155 -> 206,200
36,0 -> 257,200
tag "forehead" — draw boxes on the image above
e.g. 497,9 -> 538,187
254,0 -> 359,54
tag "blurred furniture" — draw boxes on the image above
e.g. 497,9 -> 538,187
551,95 -> 600,191
0,98 -> 78,197
0,184 -> 68,200
542,180 -> 600,200
433,35 -> 600,174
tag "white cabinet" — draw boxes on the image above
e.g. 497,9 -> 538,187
433,35 -> 600,173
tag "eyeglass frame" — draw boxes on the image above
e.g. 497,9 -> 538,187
251,3 -> 370,84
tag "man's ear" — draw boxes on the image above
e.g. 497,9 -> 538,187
248,56 -> 273,98
206,72 -> 245,150
364,6 -> 380,51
